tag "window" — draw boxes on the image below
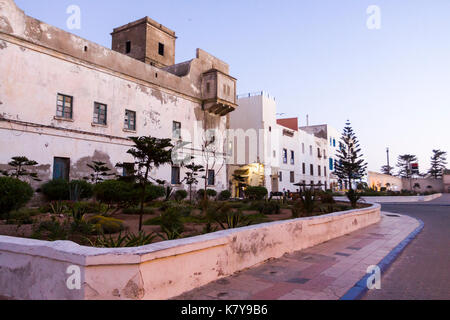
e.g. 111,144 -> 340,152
290,150 -> 295,165
124,110 -> 136,131
333,139 -> 336,147
173,121 -> 181,139
273,150 -> 276,158
269,126 -> 272,132
283,149 -> 288,164
310,164 -> 314,176
290,171 -> 295,183
302,163 -> 306,174
56,94 -> 73,119
318,165 -> 321,177
208,170 -> 215,186
323,149 -> 327,158
126,41 -> 131,54
158,42 -> 165,56
329,158 -> 334,171
318,148 -> 321,158
310,180 -> 314,187
206,82 -> 210,93
122,163 -> 134,177
324,166 -> 327,177
53,157 -> 70,181
310,145 -> 313,155
171,166 -> 180,185
93,102 -> 107,125
302,143 -> 305,154
279,171 -> 283,182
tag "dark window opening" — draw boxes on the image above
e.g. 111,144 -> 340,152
53,157 -> 70,181
310,164 -> 314,176
290,171 -> 295,183
302,163 -> 306,174
208,170 -> 215,186
171,166 -> 180,185
158,42 -> 165,56
122,163 -> 135,177
126,41 -> 131,54
279,172 -> 283,182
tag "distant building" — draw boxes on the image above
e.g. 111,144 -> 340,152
227,92 -> 331,197
0,0 -> 237,192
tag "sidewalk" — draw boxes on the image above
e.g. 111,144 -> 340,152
174,213 -> 420,300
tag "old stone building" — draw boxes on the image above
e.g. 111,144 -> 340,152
0,0 -> 237,192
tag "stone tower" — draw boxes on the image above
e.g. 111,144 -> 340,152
111,16 -> 176,68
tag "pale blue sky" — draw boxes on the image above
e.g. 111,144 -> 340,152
15,0 -> 450,172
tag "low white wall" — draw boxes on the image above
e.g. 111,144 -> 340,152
335,193 -> 442,203
0,204 -> 381,300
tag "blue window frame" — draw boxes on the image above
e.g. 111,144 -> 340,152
329,158 -> 334,171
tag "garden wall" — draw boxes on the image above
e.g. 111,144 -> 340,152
0,204 -> 381,300
335,193 -> 442,203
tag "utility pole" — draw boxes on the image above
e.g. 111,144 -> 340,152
386,147 -> 390,169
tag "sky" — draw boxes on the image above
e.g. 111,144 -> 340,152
15,0 -> 450,173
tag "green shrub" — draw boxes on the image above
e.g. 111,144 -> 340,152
122,206 -> 155,215
319,192 -> 336,204
160,207 -> 184,234
261,201 -> 281,215
32,217 -> 69,241
0,177 -> 34,216
206,204 -> 250,229
42,179 -> 70,201
174,190 -> 188,201
346,189 -> 362,209
88,215 -> 125,234
218,190 -> 231,201
68,180 -> 93,200
197,189 -> 218,199
244,186 -> 268,200
93,180 -> 137,208
299,189 -> 316,214
6,208 -> 39,225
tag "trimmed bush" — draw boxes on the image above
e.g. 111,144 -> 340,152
88,215 -> 125,234
41,179 -> 69,201
174,189 -> 188,201
0,177 -> 34,216
218,190 -> 232,201
244,186 -> 268,200
319,192 -> 336,204
197,189 -> 218,199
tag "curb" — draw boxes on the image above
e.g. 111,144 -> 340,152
339,217 -> 425,300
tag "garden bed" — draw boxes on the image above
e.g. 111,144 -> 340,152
0,199 -> 370,247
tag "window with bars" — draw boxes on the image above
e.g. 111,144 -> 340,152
93,102 -> 107,125
124,110 -> 136,131
56,94 -> 73,119
290,171 -> 295,183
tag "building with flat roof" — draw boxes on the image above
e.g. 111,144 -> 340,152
0,0 -> 237,193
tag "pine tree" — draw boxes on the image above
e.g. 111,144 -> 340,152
396,154 -> 417,178
428,149 -> 447,179
334,121 -> 368,191
381,165 -> 394,176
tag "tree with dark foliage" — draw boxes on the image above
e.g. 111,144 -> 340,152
117,136 -> 173,231
427,149 -> 447,179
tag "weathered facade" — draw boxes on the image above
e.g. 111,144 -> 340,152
0,0 -> 237,192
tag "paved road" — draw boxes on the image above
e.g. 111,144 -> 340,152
363,194 -> 450,300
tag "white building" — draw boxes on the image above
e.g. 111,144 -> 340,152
228,92 -> 331,196
0,0 -> 237,193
